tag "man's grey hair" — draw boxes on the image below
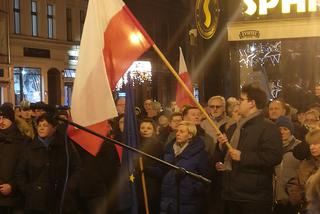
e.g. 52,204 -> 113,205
207,96 -> 226,107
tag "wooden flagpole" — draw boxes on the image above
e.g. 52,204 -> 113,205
152,44 -> 232,149
139,157 -> 150,214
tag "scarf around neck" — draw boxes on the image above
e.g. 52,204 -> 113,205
38,135 -> 55,148
224,110 -> 263,171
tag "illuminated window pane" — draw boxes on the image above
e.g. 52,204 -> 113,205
14,67 -> 42,104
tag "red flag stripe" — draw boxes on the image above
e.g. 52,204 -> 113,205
122,6 -> 154,45
176,72 -> 195,108
68,121 -> 108,156
103,6 -> 153,90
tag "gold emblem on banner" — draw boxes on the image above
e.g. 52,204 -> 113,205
195,0 -> 220,39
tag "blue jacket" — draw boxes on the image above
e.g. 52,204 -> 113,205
160,137 -> 210,214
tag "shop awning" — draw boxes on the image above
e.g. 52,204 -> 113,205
228,18 -> 320,41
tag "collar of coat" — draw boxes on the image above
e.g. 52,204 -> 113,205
30,133 -> 64,149
229,112 -> 266,130
167,136 -> 205,159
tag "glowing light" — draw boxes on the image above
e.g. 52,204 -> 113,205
259,0 -> 279,15
239,41 -> 281,68
309,0 -> 317,11
130,32 -> 143,44
271,80 -> 282,99
116,61 -> 152,91
244,0 -> 257,15
282,0 -> 306,13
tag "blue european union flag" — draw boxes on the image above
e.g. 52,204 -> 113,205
118,81 -> 139,214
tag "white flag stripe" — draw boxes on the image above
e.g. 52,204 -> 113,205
179,47 -> 188,74
71,0 -> 122,126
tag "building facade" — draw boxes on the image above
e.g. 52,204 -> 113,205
0,0 -> 87,106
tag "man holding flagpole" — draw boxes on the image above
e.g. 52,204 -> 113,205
216,85 -> 282,214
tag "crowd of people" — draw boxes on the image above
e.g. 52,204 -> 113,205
0,84 -> 320,214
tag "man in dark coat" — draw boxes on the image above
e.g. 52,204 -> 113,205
216,85 -> 283,214
0,104 -> 29,213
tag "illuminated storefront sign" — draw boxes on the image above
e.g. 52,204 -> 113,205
243,0 -> 318,15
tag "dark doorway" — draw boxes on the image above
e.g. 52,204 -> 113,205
47,68 -> 61,105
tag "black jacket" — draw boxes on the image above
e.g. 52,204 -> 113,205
14,133 -> 81,213
75,140 -> 120,205
136,137 -> 164,214
0,125 -> 29,207
217,114 -> 282,203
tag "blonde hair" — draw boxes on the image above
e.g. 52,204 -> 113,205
226,97 -> 239,117
305,128 -> 320,145
177,121 -> 197,137
305,109 -> 320,121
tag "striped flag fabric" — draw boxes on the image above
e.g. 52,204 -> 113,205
69,0 -> 153,156
176,47 -> 195,109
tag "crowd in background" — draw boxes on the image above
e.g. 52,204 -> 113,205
0,84 -> 320,214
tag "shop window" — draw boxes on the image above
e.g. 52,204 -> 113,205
237,41 -> 282,100
232,38 -> 320,110
14,67 -> 42,105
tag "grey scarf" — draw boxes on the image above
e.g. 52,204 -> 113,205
224,110 -> 263,171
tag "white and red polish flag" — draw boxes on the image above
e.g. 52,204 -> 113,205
176,47 -> 195,109
69,0 -> 153,156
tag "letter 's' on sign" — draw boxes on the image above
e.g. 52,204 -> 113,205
244,0 -> 257,15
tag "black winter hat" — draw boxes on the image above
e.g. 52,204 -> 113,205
276,116 -> 294,133
0,104 -> 15,122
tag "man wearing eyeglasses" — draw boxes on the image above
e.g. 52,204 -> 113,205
201,96 -> 229,140
216,85 -> 282,214
201,96 -> 229,214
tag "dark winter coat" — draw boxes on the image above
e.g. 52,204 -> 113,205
0,125 -> 29,207
136,136 -> 164,214
14,133 -> 81,213
160,137 -> 210,214
158,126 -> 171,143
217,113 -> 282,203
75,140 -> 120,210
